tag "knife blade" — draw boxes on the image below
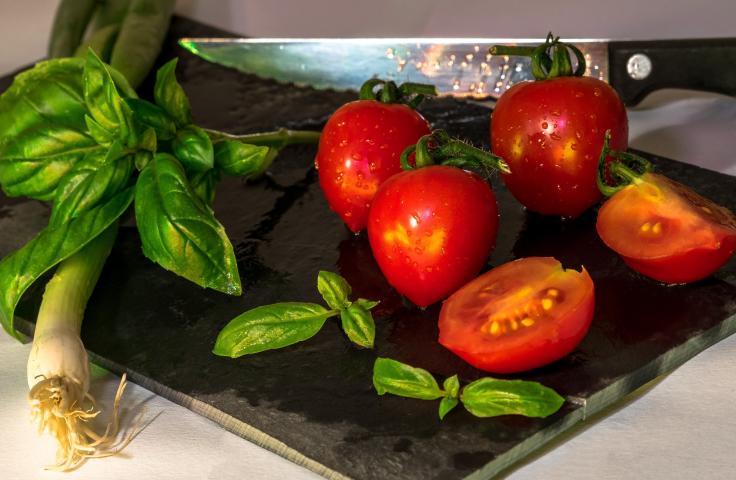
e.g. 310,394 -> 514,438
178,37 -> 736,106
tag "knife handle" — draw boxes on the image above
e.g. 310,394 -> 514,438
607,38 -> 736,106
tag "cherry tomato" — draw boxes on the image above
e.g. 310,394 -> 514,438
367,165 -> 498,307
491,76 -> 628,217
315,100 -> 430,232
597,172 -> 736,283
439,257 -> 594,374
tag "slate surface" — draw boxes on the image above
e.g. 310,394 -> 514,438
2,16 -> 736,480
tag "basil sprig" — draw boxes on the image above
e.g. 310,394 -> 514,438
373,358 -> 565,420
0,50 -> 320,337
213,271 -> 379,357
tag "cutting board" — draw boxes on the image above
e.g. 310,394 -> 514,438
2,17 -> 736,480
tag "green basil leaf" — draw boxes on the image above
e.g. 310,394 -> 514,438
340,304 -> 375,348
173,125 -> 214,174
85,114 -> 116,145
50,148 -> 134,227
213,140 -> 272,178
213,302 -> 336,358
126,98 -> 176,141
0,187 -> 133,338
0,58 -> 97,200
134,150 -> 152,171
373,358 -> 443,400
83,50 -> 135,145
153,58 -> 191,127
353,298 -> 380,310
439,396 -> 459,420
134,153 -> 240,295
443,374 -> 460,398
190,169 -> 220,207
317,270 -> 352,310
460,378 -> 565,418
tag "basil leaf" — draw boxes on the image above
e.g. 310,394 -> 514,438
173,125 -> 214,174
190,169 -> 220,207
0,187 -> 133,338
373,358 -> 443,400
134,153 -> 241,295
0,58 -> 96,200
153,58 -> 191,127
353,298 -> 380,310
317,270 -> 351,310
85,114 -> 115,145
439,396 -> 459,420
50,147 -> 134,227
134,150 -> 152,171
83,50 -> 136,146
460,378 -> 565,418
340,304 -> 375,348
443,374 -> 460,398
213,302 -> 336,358
213,140 -> 272,178
126,98 -> 176,141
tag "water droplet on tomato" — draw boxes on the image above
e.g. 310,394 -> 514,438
575,130 -> 583,140
365,138 -> 375,146
550,133 -> 561,141
344,211 -> 352,217
379,144 -> 388,150
570,143 -> 578,150
541,121 -> 548,130
338,140 -> 348,147
369,162 -> 378,172
589,113 -> 597,120
425,266 -> 433,273
551,110 -> 561,117
337,121 -> 346,127
575,91 -> 584,98
594,88 -> 602,97
414,246 -> 423,254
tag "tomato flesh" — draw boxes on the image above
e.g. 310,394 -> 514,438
367,165 -> 499,307
439,257 -> 595,373
315,100 -> 431,232
597,173 -> 736,283
491,76 -> 628,217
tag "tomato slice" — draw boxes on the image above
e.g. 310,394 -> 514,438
596,173 -> 736,283
438,257 -> 594,374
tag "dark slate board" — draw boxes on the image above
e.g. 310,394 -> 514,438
2,16 -> 736,480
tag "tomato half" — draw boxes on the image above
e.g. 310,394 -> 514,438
438,257 -> 594,374
367,165 -> 499,307
596,173 -> 736,283
315,100 -> 431,232
491,76 -> 628,217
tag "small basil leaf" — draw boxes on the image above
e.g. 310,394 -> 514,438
213,302 -> 336,358
373,358 -> 443,400
134,153 -> 240,295
443,374 -> 460,398
190,169 -> 220,207
460,378 -> 565,418
317,270 -> 352,310
0,187 -> 133,338
173,125 -> 214,174
0,58 -> 96,200
153,58 -> 191,127
439,396 -> 459,420
83,50 -> 135,145
50,149 -> 134,227
139,127 -> 157,153
126,98 -> 176,141
134,150 -> 152,171
340,304 -> 375,348
85,114 -> 115,145
354,298 -> 380,310
213,140 -> 272,178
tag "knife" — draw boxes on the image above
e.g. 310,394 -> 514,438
178,37 -> 736,106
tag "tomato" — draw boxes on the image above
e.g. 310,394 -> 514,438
491,76 -> 628,217
439,257 -> 594,374
315,100 -> 430,232
597,172 -> 736,283
367,165 -> 498,307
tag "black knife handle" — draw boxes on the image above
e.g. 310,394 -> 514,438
608,38 -> 736,106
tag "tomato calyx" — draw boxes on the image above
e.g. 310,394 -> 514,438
490,33 -> 586,80
400,129 -> 511,177
596,130 -> 654,197
359,78 -> 437,109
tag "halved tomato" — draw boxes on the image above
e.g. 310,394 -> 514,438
438,257 -> 594,374
596,173 -> 736,284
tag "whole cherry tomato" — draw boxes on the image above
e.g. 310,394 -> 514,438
596,133 -> 736,284
315,80 -> 433,232
368,163 -> 499,307
490,36 -> 628,217
439,257 -> 595,374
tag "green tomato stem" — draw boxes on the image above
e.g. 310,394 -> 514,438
358,78 -> 437,108
490,33 -> 587,80
596,130 -> 652,197
400,130 -> 510,175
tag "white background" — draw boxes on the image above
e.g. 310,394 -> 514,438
1,1 -> 736,479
